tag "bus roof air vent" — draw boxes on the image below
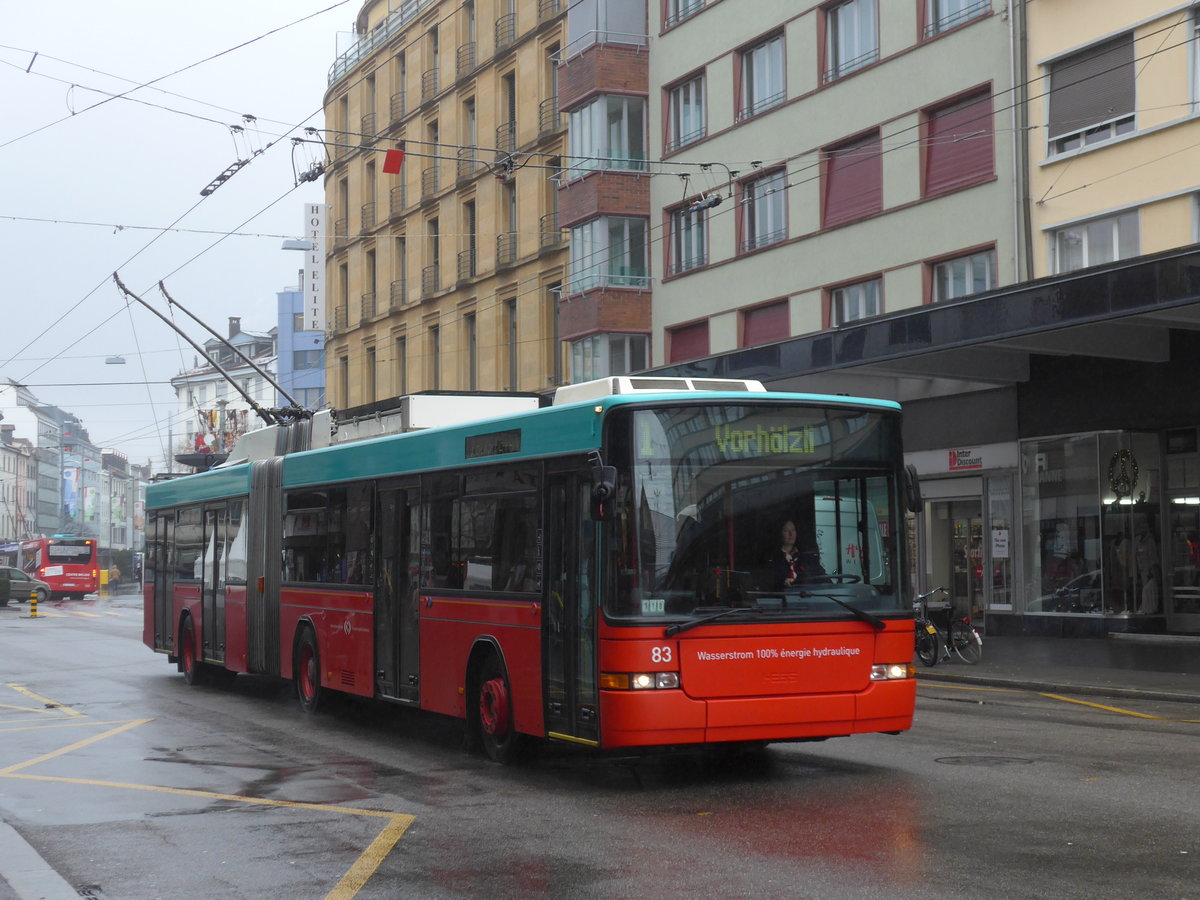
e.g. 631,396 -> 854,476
552,376 -> 767,406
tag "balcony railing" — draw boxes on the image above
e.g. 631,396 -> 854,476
497,232 -> 518,267
421,265 -> 440,296
333,305 -> 349,331
332,217 -> 349,249
361,201 -> 377,232
361,113 -> 377,142
456,42 -> 476,78
390,90 -> 406,123
421,67 -> 439,102
495,13 -> 517,51
389,279 -> 407,309
538,0 -> 562,22
822,48 -> 879,84
457,146 -> 480,180
457,248 -> 477,283
496,122 -> 516,154
538,97 -> 561,135
539,212 -> 563,250
360,291 -> 377,322
421,164 -> 439,199
924,0 -> 990,37
327,0 -> 438,87
390,184 -> 407,218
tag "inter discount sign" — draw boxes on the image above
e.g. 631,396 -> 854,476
304,203 -> 326,331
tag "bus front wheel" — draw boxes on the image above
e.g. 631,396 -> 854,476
475,655 -> 527,764
295,627 -> 323,714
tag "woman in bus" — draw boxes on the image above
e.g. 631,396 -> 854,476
767,519 -> 825,590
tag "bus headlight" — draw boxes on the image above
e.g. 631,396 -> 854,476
600,672 -> 680,690
870,663 -> 914,681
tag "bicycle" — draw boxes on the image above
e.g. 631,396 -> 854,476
914,587 -> 983,665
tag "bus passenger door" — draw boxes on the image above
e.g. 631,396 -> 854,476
377,482 -> 420,702
149,512 -> 173,652
544,472 -> 600,745
201,506 -> 226,664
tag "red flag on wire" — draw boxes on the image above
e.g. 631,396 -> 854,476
383,148 -> 405,174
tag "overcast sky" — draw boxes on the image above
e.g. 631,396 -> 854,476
1,1 -> 359,467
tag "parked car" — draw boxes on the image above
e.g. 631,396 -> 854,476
0,566 -> 51,606
1031,570 -> 1103,613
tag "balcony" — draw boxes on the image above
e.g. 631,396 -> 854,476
538,97 -> 561,136
361,113 -> 377,142
360,291 -> 377,322
327,0 -> 438,87
539,212 -> 563,250
495,13 -> 517,51
457,146 -> 480,181
457,248 -> 476,283
421,164 -> 439,199
332,217 -> 349,249
361,201 -> 377,232
390,184 -> 407,218
538,0 -> 562,22
421,67 -> 439,102
390,279 -> 407,309
456,42 -> 476,78
333,305 -> 349,331
421,265 -> 440,296
390,90 -> 406,123
496,122 -> 516,154
497,232 -> 518,268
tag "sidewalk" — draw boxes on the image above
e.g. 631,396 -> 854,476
917,633 -> 1200,703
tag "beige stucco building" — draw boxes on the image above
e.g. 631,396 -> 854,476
323,0 -> 569,406
1027,1 -> 1200,275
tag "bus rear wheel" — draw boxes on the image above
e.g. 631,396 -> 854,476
475,656 -> 527,764
295,627 -> 323,714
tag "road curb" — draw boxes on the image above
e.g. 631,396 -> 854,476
0,822 -> 80,900
916,671 -> 1200,706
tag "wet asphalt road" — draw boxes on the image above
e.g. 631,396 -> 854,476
1,594 -> 1198,899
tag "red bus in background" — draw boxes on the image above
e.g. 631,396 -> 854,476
17,536 -> 99,600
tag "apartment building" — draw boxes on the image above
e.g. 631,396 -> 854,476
324,0 -> 570,405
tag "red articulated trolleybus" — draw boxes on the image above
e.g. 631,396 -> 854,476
13,536 -> 99,600
143,377 -> 921,762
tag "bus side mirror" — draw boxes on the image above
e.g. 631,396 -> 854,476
904,464 -> 922,513
591,466 -> 618,520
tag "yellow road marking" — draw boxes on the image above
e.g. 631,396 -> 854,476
3,685 -> 84,717
919,681 -> 1200,723
0,716 -> 414,898
69,610 -> 102,618
0,718 -> 152,734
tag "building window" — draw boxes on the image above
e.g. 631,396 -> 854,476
464,313 -> 477,390
394,336 -> 407,395
667,74 -> 705,151
741,300 -> 788,347
741,169 -> 786,252
429,326 -> 441,390
822,130 -> 882,228
292,312 -> 305,332
1047,34 -> 1134,155
824,0 -> 878,83
924,89 -> 994,197
293,350 -> 322,369
924,0 -> 989,38
932,249 -> 996,302
569,216 -> 649,291
568,95 -> 647,172
669,205 -> 707,274
667,320 -> 709,363
1051,211 -> 1139,274
570,333 -> 648,382
830,278 -> 881,324
665,0 -> 705,27
738,34 -> 784,121
506,299 -> 518,390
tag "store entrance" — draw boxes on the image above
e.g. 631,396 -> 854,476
1166,499 -> 1200,632
929,499 -> 984,623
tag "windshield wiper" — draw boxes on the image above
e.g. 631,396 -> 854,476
798,592 -> 886,630
664,606 -> 767,637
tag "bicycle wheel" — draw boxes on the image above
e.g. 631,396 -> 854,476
950,620 -> 982,664
915,623 -> 941,667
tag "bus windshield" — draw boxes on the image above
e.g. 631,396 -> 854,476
607,404 -> 903,621
45,540 -> 96,565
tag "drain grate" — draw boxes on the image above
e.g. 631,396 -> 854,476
78,886 -> 111,899
936,755 -> 1033,766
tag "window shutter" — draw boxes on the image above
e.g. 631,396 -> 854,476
742,301 -> 788,347
1048,34 -> 1134,140
925,90 -> 994,196
668,320 -> 710,362
822,132 -> 882,228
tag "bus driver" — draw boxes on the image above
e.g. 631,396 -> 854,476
766,519 -> 825,590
